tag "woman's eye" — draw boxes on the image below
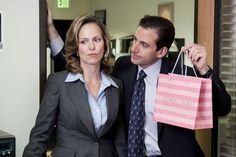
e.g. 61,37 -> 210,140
80,40 -> 87,44
94,38 -> 102,42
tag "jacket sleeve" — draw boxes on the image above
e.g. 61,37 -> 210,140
191,66 -> 231,117
210,72 -> 231,117
23,73 -> 60,157
51,50 -> 66,72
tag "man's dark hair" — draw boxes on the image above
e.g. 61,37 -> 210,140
139,15 -> 175,51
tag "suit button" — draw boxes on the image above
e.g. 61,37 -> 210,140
94,142 -> 98,145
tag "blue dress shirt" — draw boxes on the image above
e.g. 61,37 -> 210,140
138,60 -> 162,156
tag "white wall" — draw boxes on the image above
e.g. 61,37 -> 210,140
0,0 -> 39,156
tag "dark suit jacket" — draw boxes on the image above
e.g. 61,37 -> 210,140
112,56 -> 231,157
23,71 -> 126,157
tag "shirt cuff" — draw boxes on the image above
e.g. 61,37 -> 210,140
49,36 -> 64,57
199,68 -> 213,79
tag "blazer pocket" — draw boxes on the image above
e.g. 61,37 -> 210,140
52,146 -> 76,157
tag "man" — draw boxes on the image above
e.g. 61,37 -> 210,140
112,16 -> 231,157
47,7 -> 231,156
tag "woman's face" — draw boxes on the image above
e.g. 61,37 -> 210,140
77,23 -> 105,67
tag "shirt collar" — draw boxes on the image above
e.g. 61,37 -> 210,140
138,59 -> 162,79
65,72 -> 118,88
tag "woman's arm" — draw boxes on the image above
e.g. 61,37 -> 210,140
23,73 -> 60,157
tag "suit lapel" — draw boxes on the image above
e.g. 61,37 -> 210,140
158,57 -> 173,137
160,57 -> 172,74
98,86 -> 119,137
66,81 -> 97,139
124,64 -> 137,123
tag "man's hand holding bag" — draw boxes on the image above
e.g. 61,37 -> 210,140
153,51 -> 213,130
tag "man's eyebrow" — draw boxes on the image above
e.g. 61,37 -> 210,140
140,40 -> 150,47
132,35 -> 150,46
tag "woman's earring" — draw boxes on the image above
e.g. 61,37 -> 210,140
104,51 -> 109,58
103,51 -> 109,62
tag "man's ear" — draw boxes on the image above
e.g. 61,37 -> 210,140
156,47 -> 168,58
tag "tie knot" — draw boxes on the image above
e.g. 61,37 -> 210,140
138,70 -> 147,80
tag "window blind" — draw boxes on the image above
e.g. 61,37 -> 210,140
218,0 -> 236,156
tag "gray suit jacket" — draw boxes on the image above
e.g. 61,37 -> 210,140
23,71 -> 126,157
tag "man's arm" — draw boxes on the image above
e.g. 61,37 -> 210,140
182,43 -> 231,116
47,3 -> 59,42
47,3 -> 66,71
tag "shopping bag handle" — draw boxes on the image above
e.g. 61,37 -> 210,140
171,50 -> 198,77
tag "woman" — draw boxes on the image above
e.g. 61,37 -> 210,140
23,15 -> 126,157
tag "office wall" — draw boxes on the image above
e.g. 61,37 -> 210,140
50,0 -> 194,55
48,0 -> 90,19
0,0 -> 39,156
90,0 -> 194,44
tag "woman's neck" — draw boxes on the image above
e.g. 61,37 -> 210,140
82,64 -> 101,82
82,64 -> 102,98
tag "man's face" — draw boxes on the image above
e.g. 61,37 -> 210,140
131,26 -> 161,69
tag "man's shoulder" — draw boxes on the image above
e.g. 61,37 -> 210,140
107,75 -> 122,87
112,55 -> 137,79
115,55 -> 132,65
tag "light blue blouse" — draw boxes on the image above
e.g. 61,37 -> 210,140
65,72 -> 118,134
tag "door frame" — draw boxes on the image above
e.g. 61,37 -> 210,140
39,0 -> 47,100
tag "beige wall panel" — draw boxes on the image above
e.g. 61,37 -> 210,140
196,0 -> 215,157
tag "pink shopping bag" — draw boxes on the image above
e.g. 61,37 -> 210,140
153,73 -> 212,130
153,52 -> 213,130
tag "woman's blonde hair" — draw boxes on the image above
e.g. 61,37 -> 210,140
64,15 -> 112,74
